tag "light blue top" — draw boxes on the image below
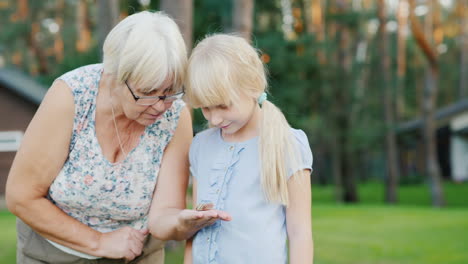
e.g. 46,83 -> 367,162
189,127 -> 313,264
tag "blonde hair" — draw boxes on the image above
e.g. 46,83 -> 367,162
102,11 -> 187,93
185,34 -> 300,205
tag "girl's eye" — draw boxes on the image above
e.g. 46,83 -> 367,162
218,104 -> 228,109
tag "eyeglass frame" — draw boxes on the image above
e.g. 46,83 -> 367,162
125,80 -> 184,106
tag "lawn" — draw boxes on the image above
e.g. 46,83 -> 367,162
1,182 -> 467,263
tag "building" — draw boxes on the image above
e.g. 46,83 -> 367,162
0,67 -> 47,198
397,99 -> 468,182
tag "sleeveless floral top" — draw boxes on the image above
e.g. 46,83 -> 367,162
48,64 -> 185,233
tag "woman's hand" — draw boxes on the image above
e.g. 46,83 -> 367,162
96,227 -> 149,261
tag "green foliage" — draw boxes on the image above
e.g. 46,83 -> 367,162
0,0 -> 465,187
313,182 -> 468,207
36,46 -> 100,86
193,0 -> 232,40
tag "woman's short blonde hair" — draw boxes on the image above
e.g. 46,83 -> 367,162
103,11 -> 187,93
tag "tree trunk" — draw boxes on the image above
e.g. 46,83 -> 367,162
160,0 -> 194,118
10,0 -> 28,21
280,0 -> 296,40
396,0 -> 408,117
54,0 -> 65,62
25,2 -> 48,75
76,0 -> 91,53
378,0 -> 399,204
337,22 -> 358,203
423,68 -> 445,207
160,0 -> 193,50
330,116 -> 343,202
97,0 -> 120,57
460,0 -> 468,97
307,0 -> 326,64
323,0 -> 358,203
409,0 -> 445,207
232,0 -> 254,42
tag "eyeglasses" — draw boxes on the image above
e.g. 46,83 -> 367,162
125,80 -> 184,106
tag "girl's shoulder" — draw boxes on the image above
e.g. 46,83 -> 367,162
289,128 -> 313,172
290,128 -> 310,148
190,127 -> 222,157
193,127 -> 219,144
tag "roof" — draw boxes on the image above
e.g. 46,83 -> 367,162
0,67 -> 48,105
397,99 -> 468,133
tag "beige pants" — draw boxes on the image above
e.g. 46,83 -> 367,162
16,218 -> 165,264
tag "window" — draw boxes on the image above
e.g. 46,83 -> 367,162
0,131 -> 23,152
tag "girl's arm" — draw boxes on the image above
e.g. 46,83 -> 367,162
184,238 -> 193,264
286,169 -> 314,264
6,81 -> 145,260
148,108 -> 230,241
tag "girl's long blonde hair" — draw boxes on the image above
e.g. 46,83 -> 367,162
185,34 -> 300,205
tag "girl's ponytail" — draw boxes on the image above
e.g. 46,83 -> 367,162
259,100 -> 299,206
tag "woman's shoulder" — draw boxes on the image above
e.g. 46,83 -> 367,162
56,64 -> 102,92
57,63 -> 102,81
163,99 -> 186,120
147,100 -> 186,136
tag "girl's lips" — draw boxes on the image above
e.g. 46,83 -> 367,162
220,124 -> 230,129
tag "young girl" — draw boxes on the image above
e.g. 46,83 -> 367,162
184,34 -> 313,264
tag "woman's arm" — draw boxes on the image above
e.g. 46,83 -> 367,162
148,107 -> 231,241
286,169 -> 314,264
6,80 -> 145,260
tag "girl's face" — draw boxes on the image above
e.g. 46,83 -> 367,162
201,93 -> 259,138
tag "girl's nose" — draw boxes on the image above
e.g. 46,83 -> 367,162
210,113 -> 223,127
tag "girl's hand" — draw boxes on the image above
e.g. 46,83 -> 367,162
177,206 -> 232,233
96,227 -> 149,261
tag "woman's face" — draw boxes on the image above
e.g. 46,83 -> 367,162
119,79 -> 175,126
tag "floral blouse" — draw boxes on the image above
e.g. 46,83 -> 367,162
48,64 -> 185,233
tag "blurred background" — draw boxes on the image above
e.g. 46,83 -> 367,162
0,0 -> 467,263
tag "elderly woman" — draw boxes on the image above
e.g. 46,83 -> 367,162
6,11 -> 230,264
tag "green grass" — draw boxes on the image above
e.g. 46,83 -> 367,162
312,204 -> 468,264
2,182 -> 467,263
0,210 -> 16,263
313,181 -> 468,207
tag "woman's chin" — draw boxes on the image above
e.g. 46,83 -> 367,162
139,115 -> 163,126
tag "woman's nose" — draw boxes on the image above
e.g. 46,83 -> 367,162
151,100 -> 168,112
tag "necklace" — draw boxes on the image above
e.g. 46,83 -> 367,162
110,94 -> 127,158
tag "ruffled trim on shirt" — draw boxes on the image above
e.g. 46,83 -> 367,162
205,145 -> 244,262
